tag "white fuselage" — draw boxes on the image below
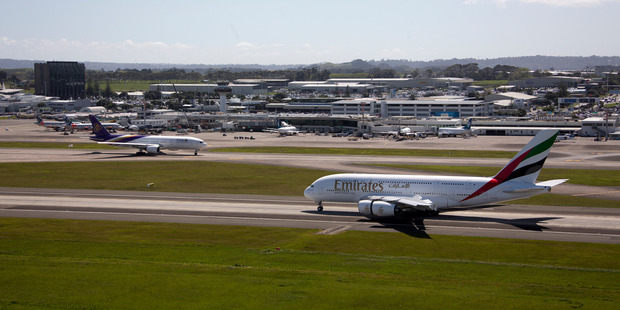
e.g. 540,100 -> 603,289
277,126 -> 298,135
304,173 -> 548,210
123,136 -> 206,151
98,135 -> 207,153
140,136 -> 204,150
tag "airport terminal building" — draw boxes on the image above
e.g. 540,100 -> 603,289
288,77 -> 474,93
330,99 -> 492,118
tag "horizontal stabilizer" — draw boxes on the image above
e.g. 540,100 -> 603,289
503,179 -> 569,193
536,179 -> 569,187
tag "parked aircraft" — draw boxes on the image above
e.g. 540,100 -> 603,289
35,115 -> 68,131
88,115 -> 207,155
64,117 -> 123,132
304,129 -> 566,217
265,121 -> 302,136
438,118 -> 473,137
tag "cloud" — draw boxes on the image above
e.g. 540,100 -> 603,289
464,0 -> 620,6
235,41 -> 259,51
0,36 -> 17,45
0,37 -> 197,63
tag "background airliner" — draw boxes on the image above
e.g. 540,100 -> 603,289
88,115 -> 207,155
65,117 -> 123,132
265,121 -> 302,136
35,114 -> 67,131
438,118 -> 473,137
304,129 -> 567,217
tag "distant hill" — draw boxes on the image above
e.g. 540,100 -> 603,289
2,55 -> 619,72
364,56 -> 620,71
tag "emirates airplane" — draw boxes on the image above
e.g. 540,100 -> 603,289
304,129 -> 567,218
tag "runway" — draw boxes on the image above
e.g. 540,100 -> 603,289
1,188 -> 619,244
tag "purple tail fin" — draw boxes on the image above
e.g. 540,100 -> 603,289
88,114 -> 111,138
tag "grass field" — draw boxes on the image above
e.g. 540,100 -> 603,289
0,161 -> 618,208
473,80 -> 509,88
0,145 -> 618,308
1,218 -> 618,309
211,146 -> 516,158
0,161 -> 327,196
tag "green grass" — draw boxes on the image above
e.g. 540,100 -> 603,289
0,161 -> 327,196
0,161 -> 618,208
0,218 -> 618,309
211,146 -> 516,158
0,143 -> 517,158
473,80 -> 509,88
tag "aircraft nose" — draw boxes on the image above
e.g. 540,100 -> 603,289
304,185 -> 315,200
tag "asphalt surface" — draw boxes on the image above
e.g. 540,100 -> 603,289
0,187 -> 618,244
1,118 -> 619,243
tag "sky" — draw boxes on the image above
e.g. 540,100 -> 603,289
2,0 -> 620,65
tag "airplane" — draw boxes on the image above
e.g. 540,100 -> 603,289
88,114 -> 207,155
123,117 -> 164,133
64,117 -> 123,132
385,127 -> 422,140
304,129 -> 567,218
35,114 -> 68,131
265,121 -> 302,136
438,118 -> 473,137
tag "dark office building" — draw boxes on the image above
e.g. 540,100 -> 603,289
35,61 -> 85,99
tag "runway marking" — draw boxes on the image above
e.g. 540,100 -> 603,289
316,225 -> 351,235
572,190 -> 620,197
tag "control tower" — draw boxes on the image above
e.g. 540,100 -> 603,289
214,82 -> 232,113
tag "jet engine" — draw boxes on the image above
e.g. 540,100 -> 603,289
358,200 -> 397,217
146,145 -> 160,154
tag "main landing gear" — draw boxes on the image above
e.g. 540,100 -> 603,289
194,150 -> 198,156
316,201 -> 323,212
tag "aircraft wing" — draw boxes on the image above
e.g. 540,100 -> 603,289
367,195 -> 437,212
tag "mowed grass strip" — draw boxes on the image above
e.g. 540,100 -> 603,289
211,146 -> 516,158
0,161 -> 618,208
0,218 -> 618,309
0,161 -> 328,195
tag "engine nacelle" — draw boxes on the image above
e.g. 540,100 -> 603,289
357,200 -> 397,217
146,145 -> 160,154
